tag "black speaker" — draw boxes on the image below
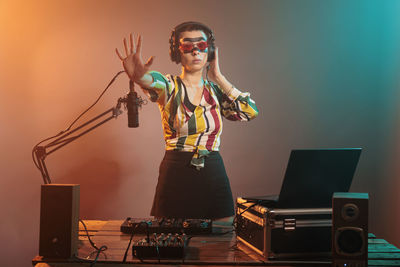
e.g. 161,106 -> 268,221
332,192 -> 369,267
39,184 -> 80,259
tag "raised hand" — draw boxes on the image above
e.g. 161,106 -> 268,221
207,47 -> 235,94
207,47 -> 223,82
116,33 -> 154,84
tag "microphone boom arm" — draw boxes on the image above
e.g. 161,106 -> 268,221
34,97 -> 126,184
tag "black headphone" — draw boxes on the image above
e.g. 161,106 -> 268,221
169,21 -> 215,64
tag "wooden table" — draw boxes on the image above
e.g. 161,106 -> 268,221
32,220 -> 400,267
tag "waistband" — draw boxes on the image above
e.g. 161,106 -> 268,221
163,150 -> 220,160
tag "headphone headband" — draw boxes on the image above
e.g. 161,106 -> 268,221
173,21 -> 213,37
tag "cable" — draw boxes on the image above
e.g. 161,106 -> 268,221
65,70 -> 125,133
210,229 -> 234,236
85,249 -> 107,260
89,246 -> 107,267
79,219 -> 107,252
122,222 -> 142,263
232,201 -> 261,233
154,233 -> 161,263
205,64 -> 210,81
79,220 -> 108,267
32,70 -> 125,174
238,201 -> 260,217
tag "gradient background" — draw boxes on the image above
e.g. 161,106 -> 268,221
1,0 -> 400,265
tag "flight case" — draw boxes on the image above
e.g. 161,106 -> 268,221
236,197 -> 332,259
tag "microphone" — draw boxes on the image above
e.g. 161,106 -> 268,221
127,80 -> 139,128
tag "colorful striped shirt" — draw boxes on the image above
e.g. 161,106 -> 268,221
142,71 -> 258,169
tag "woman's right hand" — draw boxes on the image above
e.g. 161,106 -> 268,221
116,33 -> 154,84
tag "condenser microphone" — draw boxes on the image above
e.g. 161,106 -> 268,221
127,80 -> 139,128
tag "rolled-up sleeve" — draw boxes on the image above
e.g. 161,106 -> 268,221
141,71 -> 174,105
216,85 -> 259,121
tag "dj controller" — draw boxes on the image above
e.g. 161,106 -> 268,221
120,217 -> 212,235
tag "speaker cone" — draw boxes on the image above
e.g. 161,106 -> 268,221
335,227 -> 365,256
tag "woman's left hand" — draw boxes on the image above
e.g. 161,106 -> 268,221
207,47 -> 234,94
207,47 -> 224,82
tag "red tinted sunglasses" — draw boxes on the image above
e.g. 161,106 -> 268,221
179,41 -> 209,53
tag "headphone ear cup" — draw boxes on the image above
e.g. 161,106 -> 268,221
207,31 -> 215,62
169,30 -> 180,64
169,32 -> 174,62
208,44 -> 215,62
175,40 -> 181,63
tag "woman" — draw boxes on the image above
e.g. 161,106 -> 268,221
116,22 -> 258,220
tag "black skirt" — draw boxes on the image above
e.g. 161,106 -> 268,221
150,150 -> 234,219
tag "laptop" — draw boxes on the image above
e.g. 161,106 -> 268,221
242,148 -> 362,209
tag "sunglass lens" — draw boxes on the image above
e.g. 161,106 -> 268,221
197,41 -> 208,51
180,43 -> 193,52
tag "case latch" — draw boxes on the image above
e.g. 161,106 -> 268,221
283,218 -> 296,231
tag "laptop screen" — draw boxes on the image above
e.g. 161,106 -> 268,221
276,148 -> 362,209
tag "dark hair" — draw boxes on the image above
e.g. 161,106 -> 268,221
169,21 -> 215,64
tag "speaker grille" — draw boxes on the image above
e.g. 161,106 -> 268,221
335,227 -> 365,255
